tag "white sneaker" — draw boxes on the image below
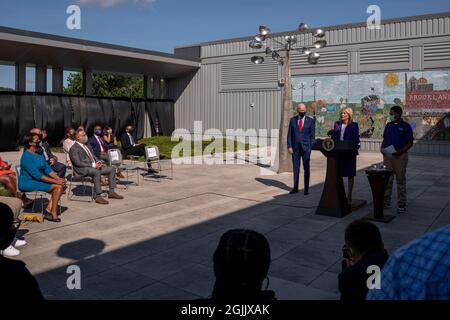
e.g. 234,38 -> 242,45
13,238 -> 27,247
0,245 -> 20,257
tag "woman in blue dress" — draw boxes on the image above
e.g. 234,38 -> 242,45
19,133 -> 66,222
330,107 -> 360,206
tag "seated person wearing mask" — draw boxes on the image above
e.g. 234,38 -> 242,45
88,124 -> 110,162
338,219 -> 389,301
0,203 -> 44,300
120,125 -> 154,174
120,125 -> 145,157
62,127 -> 76,167
69,130 -> 124,205
19,134 -> 66,223
30,128 -> 67,179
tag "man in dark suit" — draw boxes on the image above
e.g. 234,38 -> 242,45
30,128 -> 67,179
120,125 -> 155,174
287,103 -> 315,195
69,130 -> 124,205
88,124 -> 109,162
120,125 -> 145,157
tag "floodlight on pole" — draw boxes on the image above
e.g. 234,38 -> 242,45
248,22 -> 326,173
259,25 -> 271,35
313,39 -> 327,48
298,23 -> 308,32
251,56 -> 265,64
312,28 -> 325,38
255,34 -> 266,42
249,40 -> 263,49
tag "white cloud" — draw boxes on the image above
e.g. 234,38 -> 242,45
77,0 -> 155,8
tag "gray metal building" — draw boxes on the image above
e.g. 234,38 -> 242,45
168,12 -> 450,155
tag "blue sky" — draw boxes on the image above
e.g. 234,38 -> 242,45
1,0 -> 450,89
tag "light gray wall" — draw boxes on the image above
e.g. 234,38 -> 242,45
169,13 -> 450,154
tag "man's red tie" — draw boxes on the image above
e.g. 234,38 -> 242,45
298,118 -> 303,133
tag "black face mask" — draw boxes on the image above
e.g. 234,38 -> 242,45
298,112 -> 306,118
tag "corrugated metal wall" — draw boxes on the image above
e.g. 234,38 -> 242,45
169,13 -> 450,154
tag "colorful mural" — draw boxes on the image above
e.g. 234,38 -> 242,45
292,70 -> 450,141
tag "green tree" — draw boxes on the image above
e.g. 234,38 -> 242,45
0,86 -> 13,92
64,73 -> 144,98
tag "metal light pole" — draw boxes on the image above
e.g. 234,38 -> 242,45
249,24 -> 326,173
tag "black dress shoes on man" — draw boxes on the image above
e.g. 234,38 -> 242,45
304,190 -> 310,195
289,188 -> 299,194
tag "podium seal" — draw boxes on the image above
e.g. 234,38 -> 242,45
322,138 -> 335,152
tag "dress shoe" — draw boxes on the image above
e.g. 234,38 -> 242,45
304,190 -> 309,195
289,188 -> 299,194
95,196 -> 109,205
108,191 -> 124,200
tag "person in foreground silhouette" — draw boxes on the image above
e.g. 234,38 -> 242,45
0,203 -> 44,300
210,229 -> 276,302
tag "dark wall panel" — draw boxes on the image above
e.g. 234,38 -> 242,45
100,99 -> 114,130
0,93 -> 172,150
145,101 -> 158,137
133,101 -> 146,140
112,100 -> 133,138
60,96 -> 73,132
17,95 -> 35,144
0,95 -> 19,150
35,95 -> 65,146
149,101 -> 175,136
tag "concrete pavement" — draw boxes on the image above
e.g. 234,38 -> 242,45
1,150 -> 449,300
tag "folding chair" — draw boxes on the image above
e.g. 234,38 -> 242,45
143,145 -> 173,181
66,166 -> 96,202
15,165 -> 60,214
107,149 -> 139,189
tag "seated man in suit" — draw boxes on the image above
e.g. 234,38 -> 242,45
69,130 -> 124,205
89,125 -> 125,179
30,128 -> 67,179
120,125 -> 154,174
88,124 -> 110,162
120,125 -> 145,157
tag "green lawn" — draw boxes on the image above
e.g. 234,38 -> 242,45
139,136 -> 255,160
0,186 -> 11,197
51,136 -> 256,161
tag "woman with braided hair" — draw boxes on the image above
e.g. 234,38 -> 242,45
211,229 -> 276,302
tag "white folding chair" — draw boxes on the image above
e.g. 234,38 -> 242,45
15,165 -> 60,214
143,145 -> 173,182
108,149 -> 139,189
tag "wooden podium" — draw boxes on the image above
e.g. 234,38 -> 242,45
364,167 -> 395,223
312,139 -> 364,218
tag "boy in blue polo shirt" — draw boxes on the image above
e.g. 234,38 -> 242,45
381,106 -> 414,214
